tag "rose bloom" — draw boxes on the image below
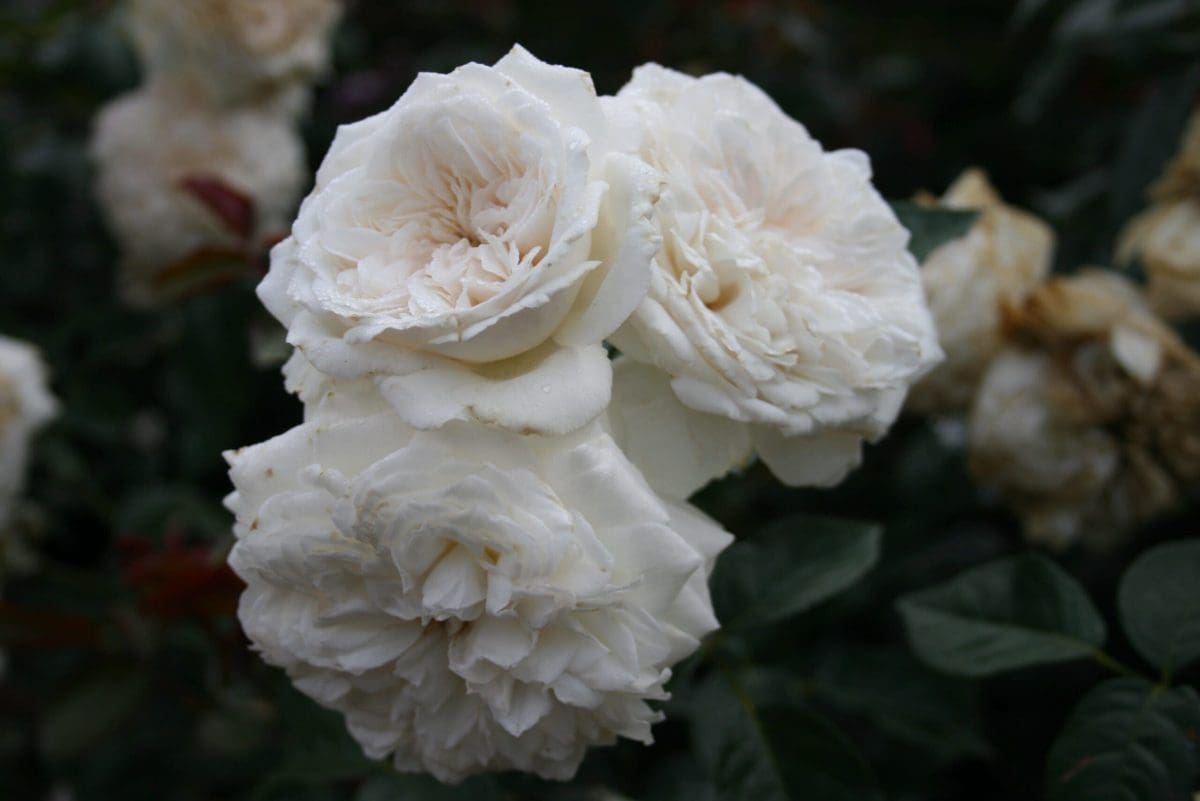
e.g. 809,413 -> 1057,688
258,46 -> 658,436
1117,110 -> 1200,320
606,65 -> 941,494
92,78 -> 305,305
225,414 -> 729,783
124,0 -> 342,114
0,336 -> 56,542
906,169 -> 1054,414
968,271 -> 1200,550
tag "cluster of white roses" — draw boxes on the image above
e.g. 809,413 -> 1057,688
0,337 -> 56,588
911,156 -> 1200,550
227,46 -> 940,782
91,0 -> 342,305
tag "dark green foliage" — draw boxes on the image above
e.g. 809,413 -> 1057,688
898,554 -> 1107,676
1118,539 -> 1200,678
711,516 -> 880,629
2,2 -> 1199,801
1046,678 -> 1200,801
890,202 -> 978,261
690,670 -> 882,801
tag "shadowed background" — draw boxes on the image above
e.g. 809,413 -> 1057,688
0,1 -> 1197,800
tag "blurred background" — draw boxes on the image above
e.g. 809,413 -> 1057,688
1,1 -> 1197,799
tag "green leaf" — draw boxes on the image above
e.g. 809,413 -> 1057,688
690,669 -> 883,801
710,516 -> 881,629
643,754 -> 718,801
355,773 -> 500,801
897,553 -> 1106,676
253,682 -> 376,800
1010,0 -> 1055,30
889,201 -> 978,261
811,646 -> 989,760
39,669 -> 147,760
1118,539 -> 1200,677
1046,677 -> 1200,801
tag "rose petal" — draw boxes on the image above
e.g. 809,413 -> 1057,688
606,359 -> 751,499
752,426 -> 865,488
375,341 -> 612,435
554,152 -> 659,346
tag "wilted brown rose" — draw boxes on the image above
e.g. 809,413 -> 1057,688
969,270 -> 1200,550
1117,109 -> 1200,319
907,168 -> 1054,414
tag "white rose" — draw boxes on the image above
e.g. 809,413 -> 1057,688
0,336 -> 57,537
258,46 -> 659,436
92,78 -> 305,305
906,169 -> 1054,414
124,0 -> 342,114
607,64 -> 941,494
225,415 -> 730,783
968,271 -> 1200,550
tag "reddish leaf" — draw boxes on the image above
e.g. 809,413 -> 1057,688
149,245 -> 251,300
0,603 -> 101,648
178,174 -> 256,240
119,534 -> 241,621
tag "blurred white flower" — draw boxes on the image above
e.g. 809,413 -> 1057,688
259,46 -> 658,436
226,414 -> 729,783
907,169 -> 1054,414
968,271 -> 1200,549
125,0 -> 342,114
607,64 -> 940,493
0,336 -> 56,572
1117,110 -> 1200,320
91,79 -> 305,305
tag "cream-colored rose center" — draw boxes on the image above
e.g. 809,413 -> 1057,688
655,124 -> 818,320
332,107 -> 560,316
